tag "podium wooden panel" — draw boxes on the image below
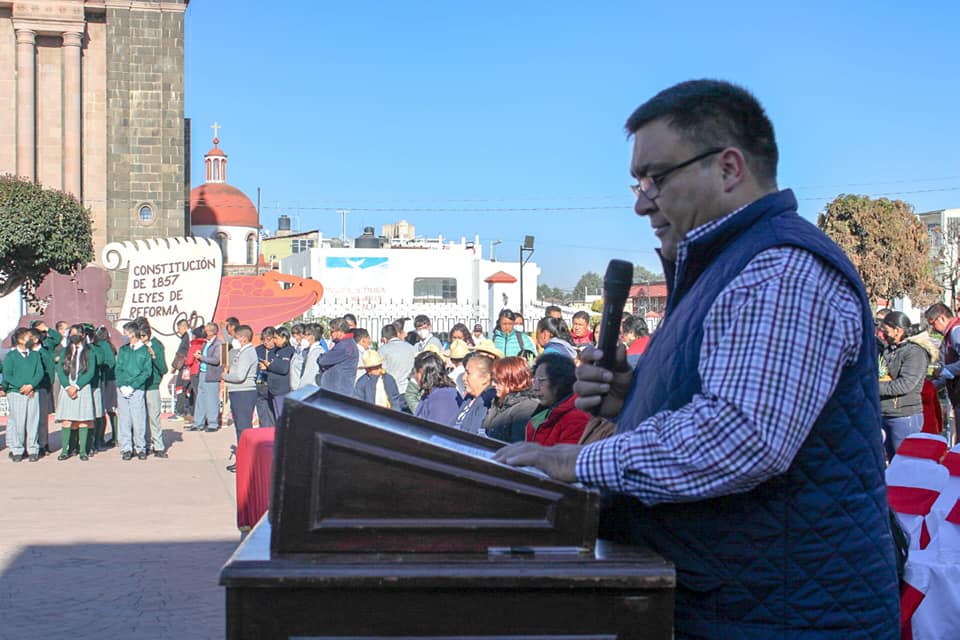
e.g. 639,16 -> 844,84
220,388 -> 675,639
223,517 -> 674,639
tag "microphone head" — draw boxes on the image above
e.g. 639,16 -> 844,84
604,259 -> 634,290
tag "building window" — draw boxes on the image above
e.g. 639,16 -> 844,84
291,238 -> 316,254
413,277 -> 457,303
214,232 -> 228,262
246,234 -> 257,265
138,204 -> 154,225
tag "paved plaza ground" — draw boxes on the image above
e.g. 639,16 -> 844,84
0,416 -> 241,639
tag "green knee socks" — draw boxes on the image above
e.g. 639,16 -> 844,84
78,426 -> 89,456
60,428 -> 72,455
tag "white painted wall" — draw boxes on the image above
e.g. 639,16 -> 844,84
279,242 -> 540,333
192,224 -> 259,266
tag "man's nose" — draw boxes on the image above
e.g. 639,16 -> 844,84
633,193 -> 657,217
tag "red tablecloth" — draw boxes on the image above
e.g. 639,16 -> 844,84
236,427 -> 275,530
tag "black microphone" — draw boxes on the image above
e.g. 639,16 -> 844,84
596,259 -> 634,372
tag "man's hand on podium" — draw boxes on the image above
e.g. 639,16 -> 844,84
494,443 -> 583,483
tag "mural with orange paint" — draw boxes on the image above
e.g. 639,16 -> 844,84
212,271 -> 323,334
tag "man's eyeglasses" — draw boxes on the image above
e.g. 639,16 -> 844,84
630,147 -> 725,201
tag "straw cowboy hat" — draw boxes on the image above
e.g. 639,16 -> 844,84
448,339 -> 470,360
359,349 -> 384,369
472,339 -> 503,359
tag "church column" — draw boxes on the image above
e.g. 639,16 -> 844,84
15,29 -> 36,181
62,31 -> 84,198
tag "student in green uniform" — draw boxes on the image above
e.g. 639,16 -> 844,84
95,326 -> 118,450
115,322 -> 151,460
29,322 -> 59,455
3,327 -> 44,462
55,324 -> 98,461
139,319 -> 168,458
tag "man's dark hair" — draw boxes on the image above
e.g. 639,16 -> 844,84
291,323 -> 305,335
343,313 -> 358,326
544,305 -> 562,316
329,318 -> 351,333
353,328 -> 369,343
572,310 -> 590,323
414,314 -> 431,328
306,325 -> 324,341
225,317 -> 240,330
382,324 -> 398,341
261,326 -> 276,340
625,79 -> 778,188
235,325 -> 253,341
192,327 -> 205,338
925,302 -> 954,322
622,314 -> 649,338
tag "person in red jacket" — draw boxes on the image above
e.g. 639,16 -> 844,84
181,327 -> 207,425
526,352 -> 589,445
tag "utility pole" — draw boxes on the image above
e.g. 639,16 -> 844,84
337,209 -> 348,244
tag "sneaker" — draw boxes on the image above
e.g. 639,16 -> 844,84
11,454 -> 23,463
57,453 -> 69,461
28,454 -> 39,462
136,451 -> 148,460
121,451 -> 133,461
153,450 -> 168,459
79,454 -> 89,462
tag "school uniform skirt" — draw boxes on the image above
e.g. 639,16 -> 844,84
92,385 -> 104,417
56,384 -> 96,422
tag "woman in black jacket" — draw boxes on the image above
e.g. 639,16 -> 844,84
483,356 -> 539,443
878,311 -> 936,459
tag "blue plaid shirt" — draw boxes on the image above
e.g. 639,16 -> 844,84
575,211 -> 863,505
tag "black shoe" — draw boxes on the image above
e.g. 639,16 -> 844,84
153,450 -> 168,459
11,454 -> 23,463
79,454 -> 89,462
137,452 -> 148,460
226,463 -> 236,473
204,427 -> 219,432
121,451 -> 133,461
8,451 -> 13,460
184,425 -> 201,431
28,454 -> 39,462
57,453 -> 69,461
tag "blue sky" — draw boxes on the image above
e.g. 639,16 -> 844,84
184,1 -> 959,289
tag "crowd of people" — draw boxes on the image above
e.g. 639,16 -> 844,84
162,306 -> 651,473
2,317 -> 168,462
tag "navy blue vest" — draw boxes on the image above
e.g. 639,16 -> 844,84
604,190 -> 900,639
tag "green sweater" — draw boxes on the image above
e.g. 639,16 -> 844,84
2,349 -> 44,393
36,346 -> 56,390
115,344 -> 151,390
43,328 -> 62,352
145,338 -> 166,391
55,345 -> 99,389
97,342 -> 117,382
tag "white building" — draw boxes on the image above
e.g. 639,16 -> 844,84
280,228 -> 540,335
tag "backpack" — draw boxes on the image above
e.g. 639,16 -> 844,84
515,331 -> 537,366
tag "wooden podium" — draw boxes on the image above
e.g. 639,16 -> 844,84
220,389 -> 675,639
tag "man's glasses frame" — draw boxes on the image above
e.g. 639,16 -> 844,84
630,147 -> 726,201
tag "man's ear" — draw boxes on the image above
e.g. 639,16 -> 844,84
718,148 -> 747,193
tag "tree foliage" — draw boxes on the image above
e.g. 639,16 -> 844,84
817,194 -> 940,306
573,271 -> 602,301
537,283 -> 567,302
0,175 -> 94,301
633,264 -> 662,282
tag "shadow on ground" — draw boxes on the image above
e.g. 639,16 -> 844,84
0,539 -> 238,639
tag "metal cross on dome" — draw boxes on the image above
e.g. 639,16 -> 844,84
211,121 -> 221,141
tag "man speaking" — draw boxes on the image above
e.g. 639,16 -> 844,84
496,80 -> 899,639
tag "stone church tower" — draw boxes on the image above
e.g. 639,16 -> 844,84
0,0 -> 190,307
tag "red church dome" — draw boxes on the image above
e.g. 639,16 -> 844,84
190,183 -> 259,228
